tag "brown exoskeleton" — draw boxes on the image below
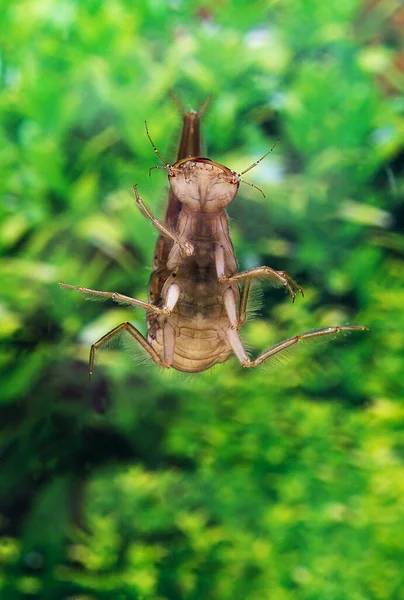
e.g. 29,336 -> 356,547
60,100 -> 367,375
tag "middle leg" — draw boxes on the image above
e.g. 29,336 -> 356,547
222,266 -> 303,303
214,245 -> 303,302
59,281 -> 179,316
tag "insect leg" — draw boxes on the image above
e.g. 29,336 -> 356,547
214,244 -> 227,279
223,287 -> 239,329
165,283 -> 181,313
216,247 -> 253,328
161,283 -> 181,366
59,282 -> 170,315
219,266 -> 304,303
238,276 -> 252,328
89,321 -> 169,377
226,327 -> 250,363
214,245 -> 301,303
163,321 -> 176,367
133,186 -> 194,257
227,326 -> 368,369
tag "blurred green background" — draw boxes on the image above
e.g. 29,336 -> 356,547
1,0 -> 403,598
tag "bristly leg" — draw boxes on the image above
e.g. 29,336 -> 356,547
226,325 -> 369,368
214,245 -> 303,302
89,321 -> 169,378
59,282 -> 172,315
238,276 -> 252,328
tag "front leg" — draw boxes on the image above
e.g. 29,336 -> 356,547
133,186 -> 194,257
214,245 -> 303,302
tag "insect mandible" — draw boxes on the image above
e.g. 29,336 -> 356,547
60,99 -> 368,375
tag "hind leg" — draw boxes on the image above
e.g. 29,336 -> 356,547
226,326 -> 368,368
89,322 -> 169,378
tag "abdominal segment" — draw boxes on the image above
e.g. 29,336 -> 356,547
148,314 -> 232,372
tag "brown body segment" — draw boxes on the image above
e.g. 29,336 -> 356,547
148,108 -> 204,322
60,99 -> 368,376
148,207 -> 239,372
146,104 -> 240,372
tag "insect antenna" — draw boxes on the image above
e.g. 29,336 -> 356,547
239,137 -> 280,176
240,179 -> 265,198
149,164 -> 170,177
145,121 -> 170,166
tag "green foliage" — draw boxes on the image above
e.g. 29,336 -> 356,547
1,0 -> 403,598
